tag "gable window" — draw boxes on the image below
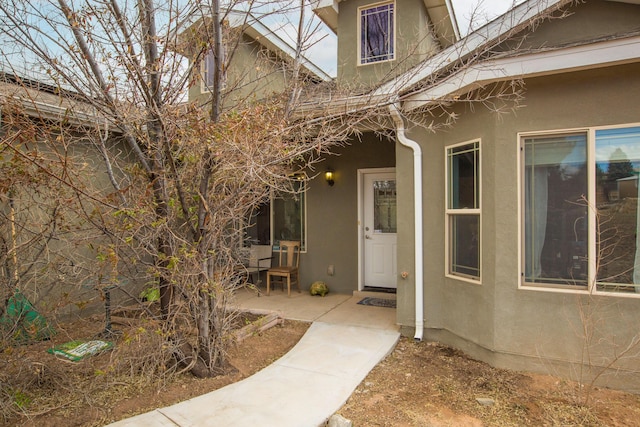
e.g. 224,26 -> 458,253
246,180 -> 307,252
446,141 -> 481,281
521,125 -> 640,294
201,50 -> 226,93
359,2 -> 395,65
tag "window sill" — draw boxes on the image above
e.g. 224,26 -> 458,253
357,57 -> 396,67
446,273 -> 481,285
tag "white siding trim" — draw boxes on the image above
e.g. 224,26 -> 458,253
403,36 -> 640,111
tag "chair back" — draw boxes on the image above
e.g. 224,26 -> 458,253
249,245 -> 272,269
278,241 -> 300,268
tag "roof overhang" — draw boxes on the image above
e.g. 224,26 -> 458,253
0,77 -> 111,129
401,35 -> 640,111
312,0 -> 339,33
293,35 -> 640,121
227,12 -> 333,82
373,0 -> 573,97
176,10 -> 333,82
422,0 -> 460,46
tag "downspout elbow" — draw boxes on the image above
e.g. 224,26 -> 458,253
389,103 -> 424,342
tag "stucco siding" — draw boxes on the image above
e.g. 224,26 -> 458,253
189,34 -> 289,109
0,133 -> 145,320
337,0 -> 440,89
398,62 -> 640,391
498,0 -> 640,53
301,133 -> 395,294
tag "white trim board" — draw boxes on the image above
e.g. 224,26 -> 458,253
402,35 -> 640,111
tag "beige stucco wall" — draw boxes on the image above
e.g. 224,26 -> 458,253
500,0 -> 640,53
0,133 -> 145,320
397,61 -> 640,391
336,0 -> 439,89
300,133 -> 396,294
189,34 -> 290,110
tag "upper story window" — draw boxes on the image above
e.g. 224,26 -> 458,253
359,2 -> 395,65
446,141 -> 481,282
201,50 -> 226,94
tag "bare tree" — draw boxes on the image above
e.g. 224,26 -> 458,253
0,0 -> 357,378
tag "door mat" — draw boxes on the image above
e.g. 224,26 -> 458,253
357,297 -> 396,308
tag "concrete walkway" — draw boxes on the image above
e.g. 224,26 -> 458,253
107,290 -> 400,427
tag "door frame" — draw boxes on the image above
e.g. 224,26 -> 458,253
357,167 -> 396,291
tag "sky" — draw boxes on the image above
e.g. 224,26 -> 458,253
304,0 -> 517,77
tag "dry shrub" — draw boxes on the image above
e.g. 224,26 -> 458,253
0,309 -> 266,424
0,318 -> 175,423
541,401 -> 604,426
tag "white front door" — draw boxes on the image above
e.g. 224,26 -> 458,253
362,170 -> 397,289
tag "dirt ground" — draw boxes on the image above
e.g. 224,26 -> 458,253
2,317 -> 640,426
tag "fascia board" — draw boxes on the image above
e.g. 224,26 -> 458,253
233,13 -> 333,82
311,0 -> 339,34
423,0 -> 460,43
401,35 -> 640,111
373,0 -> 570,96
5,94 -> 112,129
176,9 -> 332,81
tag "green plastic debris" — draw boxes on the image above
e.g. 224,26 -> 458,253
139,287 -> 160,302
47,340 -> 114,362
0,291 -> 56,343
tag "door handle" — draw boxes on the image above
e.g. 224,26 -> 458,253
365,235 -> 372,240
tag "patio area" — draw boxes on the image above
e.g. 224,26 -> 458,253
231,286 -> 399,331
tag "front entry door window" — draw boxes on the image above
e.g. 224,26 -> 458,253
363,171 -> 397,288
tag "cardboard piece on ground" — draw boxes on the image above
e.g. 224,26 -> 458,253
47,340 -> 114,361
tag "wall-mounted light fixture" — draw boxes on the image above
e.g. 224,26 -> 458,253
325,169 -> 335,186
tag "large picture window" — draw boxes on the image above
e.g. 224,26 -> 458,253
523,133 -> 588,287
522,125 -> 640,294
447,141 -> 481,281
359,2 -> 395,64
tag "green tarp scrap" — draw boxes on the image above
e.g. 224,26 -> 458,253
47,340 -> 114,361
0,291 -> 56,343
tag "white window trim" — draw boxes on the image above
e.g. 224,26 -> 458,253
518,122 -> 640,298
357,0 -> 396,67
445,139 -> 482,285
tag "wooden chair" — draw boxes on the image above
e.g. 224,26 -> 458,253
266,241 -> 301,297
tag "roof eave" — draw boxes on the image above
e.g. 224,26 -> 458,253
312,0 -> 339,34
401,35 -> 640,111
423,0 -> 460,46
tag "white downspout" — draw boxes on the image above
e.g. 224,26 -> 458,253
389,103 -> 424,342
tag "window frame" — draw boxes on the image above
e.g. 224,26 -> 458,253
200,50 -> 227,94
357,1 -> 396,66
271,180 -> 308,253
519,123 -> 640,298
445,139 -> 482,284
245,182 -> 308,254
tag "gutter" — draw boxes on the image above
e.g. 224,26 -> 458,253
389,102 -> 424,342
